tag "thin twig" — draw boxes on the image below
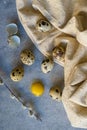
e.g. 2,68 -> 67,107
1,79 -> 42,122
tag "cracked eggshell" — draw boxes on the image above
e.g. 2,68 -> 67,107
6,23 -> 18,36
8,35 -> 20,48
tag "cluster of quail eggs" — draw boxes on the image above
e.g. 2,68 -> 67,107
10,49 -> 35,82
10,49 -> 62,101
6,21 -> 64,101
10,49 -> 54,81
36,19 -> 65,64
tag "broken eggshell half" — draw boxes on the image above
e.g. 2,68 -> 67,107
6,23 -> 18,36
8,35 -> 20,48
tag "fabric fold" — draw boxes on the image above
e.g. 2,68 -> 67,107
69,80 -> 87,107
32,0 -> 87,47
16,0 -> 87,128
62,38 -> 87,128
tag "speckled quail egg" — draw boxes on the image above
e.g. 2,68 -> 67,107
8,35 -> 20,48
52,46 -> 65,64
41,58 -> 54,73
20,49 -> 35,66
36,19 -> 52,32
49,86 -> 62,101
6,23 -> 18,36
10,66 -> 24,82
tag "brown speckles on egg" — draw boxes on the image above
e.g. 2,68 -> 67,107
44,66 -> 47,70
10,66 -> 24,82
28,55 -> 30,57
56,89 -> 59,93
50,95 -> 52,98
16,69 -> 19,72
52,46 -> 65,64
49,86 -> 62,101
36,19 -> 52,32
12,72 -> 15,76
20,49 -> 35,66
46,59 -> 50,62
41,58 -> 54,73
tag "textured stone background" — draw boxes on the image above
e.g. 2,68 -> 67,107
0,0 -> 83,130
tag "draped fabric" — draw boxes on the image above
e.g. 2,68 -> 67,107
16,0 -> 87,128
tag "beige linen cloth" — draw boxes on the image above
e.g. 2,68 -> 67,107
16,0 -> 87,128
